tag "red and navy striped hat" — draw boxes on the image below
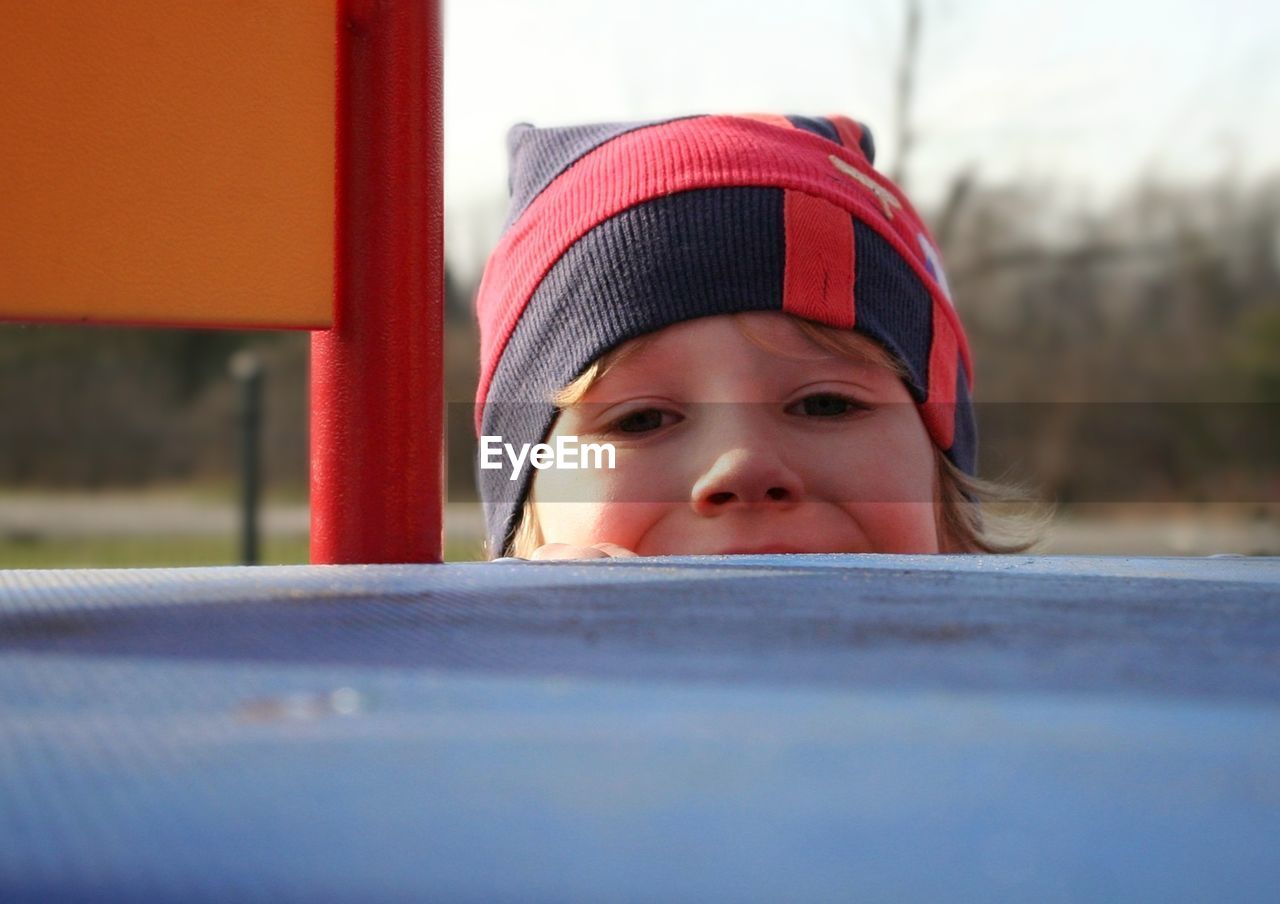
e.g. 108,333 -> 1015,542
475,112 -> 977,556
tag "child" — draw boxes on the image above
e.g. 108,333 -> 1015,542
473,113 -> 1041,559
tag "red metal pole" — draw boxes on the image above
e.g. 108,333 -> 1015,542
310,0 -> 443,564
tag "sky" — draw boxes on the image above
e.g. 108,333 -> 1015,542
443,0 -> 1280,278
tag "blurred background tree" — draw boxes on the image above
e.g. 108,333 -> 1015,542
2,0 -> 1276,562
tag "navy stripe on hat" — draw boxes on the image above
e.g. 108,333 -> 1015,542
850,221 -> 933,402
785,115 -> 842,146
480,186 -> 786,551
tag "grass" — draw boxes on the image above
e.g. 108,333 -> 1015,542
0,534 -> 486,568
3,499 -> 1274,567
0,480 -> 311,506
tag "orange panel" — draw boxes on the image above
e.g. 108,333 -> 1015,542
0,1 -> 335,328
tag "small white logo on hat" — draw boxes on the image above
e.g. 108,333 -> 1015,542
916,233 -> 953,304
829,154 -> 901,221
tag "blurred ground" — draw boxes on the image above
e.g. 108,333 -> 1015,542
0,492 -> 1274,567
0,491 -> 486,565
1038,503 -> 1277,557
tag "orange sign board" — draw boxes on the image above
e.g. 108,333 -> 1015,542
0,2 -> 335,328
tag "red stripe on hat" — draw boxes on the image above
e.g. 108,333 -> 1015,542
474,115 -> 972,429
782,191 -> 855,329
738,113 -> 796,129
919,305 -> 959,452
828,115 -> 867,160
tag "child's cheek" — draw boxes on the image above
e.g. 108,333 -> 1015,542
850,502 -> 940,553
588,501 -> 672,554
535,498 -> 664,552
871,407 -> 937,500
532,451 -> 670,548
808,413 -> 933,502
531,500 -> 603,548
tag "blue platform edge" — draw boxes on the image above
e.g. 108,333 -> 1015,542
2,554 -> 1278,902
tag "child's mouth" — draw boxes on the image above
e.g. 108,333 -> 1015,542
708,544 -> 809,556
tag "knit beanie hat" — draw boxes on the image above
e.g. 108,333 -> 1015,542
474,113 -> 977,557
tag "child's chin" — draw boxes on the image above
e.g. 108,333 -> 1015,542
650,542 -> 869,556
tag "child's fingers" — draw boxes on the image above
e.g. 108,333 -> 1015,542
528,543 -> 609,560
528,543 -> 638,560
591,543 -> 638,558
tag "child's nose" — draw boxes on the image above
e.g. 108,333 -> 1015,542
690,446 -> 804,517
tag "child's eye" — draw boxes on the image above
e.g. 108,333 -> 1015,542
610,408 -> 677,434
787,393 -> 870,418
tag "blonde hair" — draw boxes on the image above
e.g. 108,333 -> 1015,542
502,313 -> 1051,558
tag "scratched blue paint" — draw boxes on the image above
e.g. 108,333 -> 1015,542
0,555 -> 1277,901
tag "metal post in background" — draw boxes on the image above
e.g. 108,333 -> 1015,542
231,350 -> 264,566
309,0 -> 444,564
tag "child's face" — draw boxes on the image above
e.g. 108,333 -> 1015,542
531,312 -> 942,555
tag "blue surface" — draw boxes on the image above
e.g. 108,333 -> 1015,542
1,554 -> 1278,901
